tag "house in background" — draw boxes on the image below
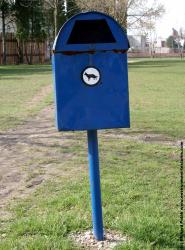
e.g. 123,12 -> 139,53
128,35 -> 148,52
154,37 -> 170,54
128,34 -> 170,55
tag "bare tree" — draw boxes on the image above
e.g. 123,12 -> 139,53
0,0 -> 13,64
173,28 -> 185,59
44,0 -> 65,37
0,0 -> 7,64
0,0 -> 17,64
76,0 -> 164,30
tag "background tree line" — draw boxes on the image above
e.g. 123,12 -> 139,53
0,0 -> 164,64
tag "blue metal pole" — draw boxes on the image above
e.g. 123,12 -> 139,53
87,130 -> 104,241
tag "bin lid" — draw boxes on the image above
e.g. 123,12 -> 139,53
53,11 -> 130,54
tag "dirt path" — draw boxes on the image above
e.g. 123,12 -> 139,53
26,84 -> 52,109
101,129 -> 183,147
0,84 -> 81,219
0,100 -> 183,219
0,105 -> 85,219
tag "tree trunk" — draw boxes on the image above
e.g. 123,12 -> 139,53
30,5 -> 34,65
37,42 -> 42,63
54,4 -> 58,37
114,0 -> 117,20
2,7 -> 6,65
16,39 -> 24,64
24,41 -> 30,64
30,42 -> 33,65
123,12 -> 127,30
48,40 -> 52,60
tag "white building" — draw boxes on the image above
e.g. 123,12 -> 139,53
153,37 -> 170,54
128,34 -> 170,54
128,35 -> 148,52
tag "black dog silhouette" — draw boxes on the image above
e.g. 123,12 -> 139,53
84,72 -> 98,81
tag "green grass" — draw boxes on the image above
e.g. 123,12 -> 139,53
0,137 -> 180,249
129,59 -> 185,138
0,60 -> 184,249
0,64 -> 52,131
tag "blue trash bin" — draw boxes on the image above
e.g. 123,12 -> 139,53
52,11 -> 130,131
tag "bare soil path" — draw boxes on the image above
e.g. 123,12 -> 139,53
0,105 -> 84,219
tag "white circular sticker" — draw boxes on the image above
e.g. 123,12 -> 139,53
82,67 -> 101,86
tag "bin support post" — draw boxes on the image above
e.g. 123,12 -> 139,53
87,130 -> 104,241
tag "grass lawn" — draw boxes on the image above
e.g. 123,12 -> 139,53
0,59 -> 184,249
129,59 -> 185,138
0,64 -> 52,131
0,136 -> 179,249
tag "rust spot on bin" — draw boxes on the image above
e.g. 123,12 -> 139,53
52,49 -> 128,55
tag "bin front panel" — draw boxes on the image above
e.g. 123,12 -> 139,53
53,52 -> 130,131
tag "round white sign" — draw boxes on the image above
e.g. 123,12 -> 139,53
82,67 -> 101,86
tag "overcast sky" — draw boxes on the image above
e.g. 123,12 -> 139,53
155,0 -> 185,38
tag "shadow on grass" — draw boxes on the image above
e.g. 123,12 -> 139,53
0,64 -> 52,76
0,76 -> 24,80
128,59 -> 185,69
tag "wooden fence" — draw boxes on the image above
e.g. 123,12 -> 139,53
0,33 -> 48,64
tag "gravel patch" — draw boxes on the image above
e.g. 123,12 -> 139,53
70,229 -> 129,249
